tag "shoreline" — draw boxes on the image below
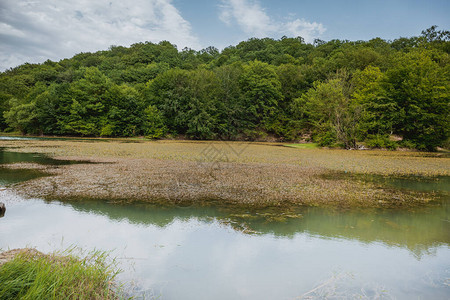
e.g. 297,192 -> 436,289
2,133 -> 449,153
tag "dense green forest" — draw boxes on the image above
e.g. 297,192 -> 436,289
1,26 -> 448,150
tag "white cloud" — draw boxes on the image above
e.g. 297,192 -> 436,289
0,22 -> 26,38
284,18 -> 326,42
219,0 -> 276,36
219,0 -> 325,42
0,0 -> 200,70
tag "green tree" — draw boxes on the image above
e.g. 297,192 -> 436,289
239,61 -> 283,130
352,66 -> 398,137
144,68 -> 191,134
63,67 -> 110,136
143,105 -> 167,139
214,64 -> 245,139
3,98 -> 38,134
102,84 -> 145,136
184,69 -> 219,139
385,50 -> 449,150
299,76 -> 361,148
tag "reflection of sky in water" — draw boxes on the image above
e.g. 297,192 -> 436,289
0,137 -> 34,140
1,192 -> 449,299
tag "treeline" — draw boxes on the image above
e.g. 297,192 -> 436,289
0,26 -> 448,150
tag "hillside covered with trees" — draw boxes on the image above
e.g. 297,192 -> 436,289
0,26 -> 448,150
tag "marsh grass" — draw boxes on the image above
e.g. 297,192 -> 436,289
1,139 -> 449,208
0,248 -> 122,300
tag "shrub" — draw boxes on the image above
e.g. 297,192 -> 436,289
366,134 -> 397,150
314,131 -> 337,147
398,139 -> 418,150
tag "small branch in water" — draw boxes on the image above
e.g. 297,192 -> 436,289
297,272 -> 347,299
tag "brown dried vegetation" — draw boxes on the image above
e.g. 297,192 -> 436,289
1,139 -> 448,208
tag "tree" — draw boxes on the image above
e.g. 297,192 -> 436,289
3,98 -> 38,134
352,66 -> 398,137
385,50 -> 449,150
63,67 -> 110,136
102,84 -> 145,137
184,69 -> 219,139
421,25 -> 450,43
144,69 -> 191,134
143,105 -> 167,139
299,76 -> 361,149
214,64 -> 245,139
239,61 -> 283,130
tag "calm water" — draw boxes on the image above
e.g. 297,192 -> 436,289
0,147 -> 93,165
0,149 -> 449,299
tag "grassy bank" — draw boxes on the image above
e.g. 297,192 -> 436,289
284,143 -> 318,149
0,248 -> 120,300
1,139 -> 449,208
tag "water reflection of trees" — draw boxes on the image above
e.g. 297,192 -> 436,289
0,149 -> 94,166
64,199 -> 449,258
0,168 -> 49,186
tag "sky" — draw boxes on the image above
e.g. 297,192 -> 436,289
0,0 -> 448,70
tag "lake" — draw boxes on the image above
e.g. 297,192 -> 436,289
0,149 -> 449,299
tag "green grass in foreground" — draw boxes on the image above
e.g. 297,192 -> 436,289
0,248 -> 121,300
284,143 -> 318,149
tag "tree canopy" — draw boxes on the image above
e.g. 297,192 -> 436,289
1,27 -> 449,150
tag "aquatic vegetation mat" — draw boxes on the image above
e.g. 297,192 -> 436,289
1,139 -> 448,208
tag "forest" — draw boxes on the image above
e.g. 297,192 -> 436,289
0,26 -> 448,151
